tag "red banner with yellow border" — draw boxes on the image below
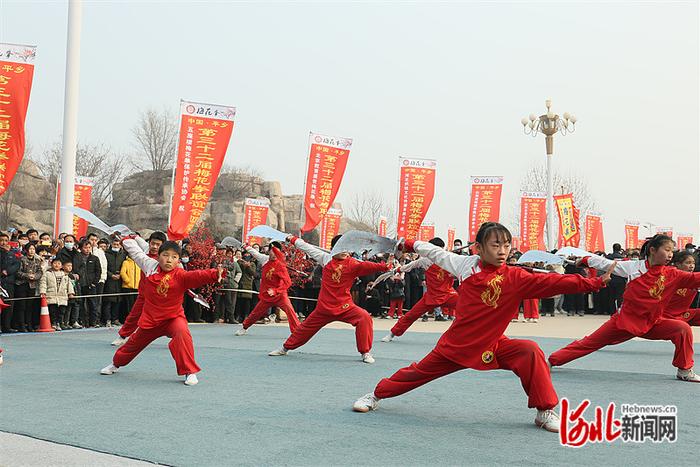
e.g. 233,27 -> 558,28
519,191 -> 546,253
554,193 -> 580,247
418,222 -> 435,242
0,43 -> 36,196
243,198 -> 270,245
468,176 -> 503,242
396,157 -> 436,240
447,226 -> 456,251
168,100 -> 235,241
53,176 -> 93,238
320,207 -> 342,250
584,212 -> 605,252
624,221 -> 640,251
378,216 -> 387,237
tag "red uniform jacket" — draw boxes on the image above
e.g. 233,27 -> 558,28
400,257 -> 456,306
407,240 -> 604,369
246,245 -> 292,300
583,256 -> 700,334
123,238 -> 221,329
662,285 -> 698,320
290,236 -> 390,313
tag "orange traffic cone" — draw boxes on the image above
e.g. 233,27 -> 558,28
38,296 -> 54,333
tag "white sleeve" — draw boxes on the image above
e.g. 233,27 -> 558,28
585,255 -> 642,279
399,257 -> 432,273
245,246 -> 269,266
122,238 -> 159,277
95,248 -> 107,282
413,241 -> 479,281
135,236 -> 149,253
293,238 -> 332,266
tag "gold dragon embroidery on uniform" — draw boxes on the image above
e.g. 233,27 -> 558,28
481,274 -> 504,308
648,275 -> 666,300
676,288 -> 688,297
331,264 -> 344,283
156,273 -> 172,297
266,267 -> 275,280
436,270 -> 444,281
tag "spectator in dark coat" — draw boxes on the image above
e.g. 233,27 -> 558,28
102,238 -> 125,326
76,239 -> 102,327
0,232 -> 21,332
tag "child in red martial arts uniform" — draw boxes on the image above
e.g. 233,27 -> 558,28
100,238 -> 223,386
110,231 -> 167,346
663,250 -> 700,326
549,234 -> 700,382
235,241 -> 300,335
268,234 -> 390,364
381,237 -> 459,342
353,223 -> 613,432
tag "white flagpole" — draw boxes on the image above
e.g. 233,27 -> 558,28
58,0 -> 82,235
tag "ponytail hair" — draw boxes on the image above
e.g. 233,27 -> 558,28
639,234 -> 674,259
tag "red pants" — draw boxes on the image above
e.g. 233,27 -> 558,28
284,304 -> 373,354
442,305 -> 455,318
388,299 -> 404,318
113,315 -> 200,375
119,294 -> 144,338
242,294 -> 300,331
375,337 -> 557,410
523,299 -> 540,319
391,294 -> 459,337
549,315 -> 694,370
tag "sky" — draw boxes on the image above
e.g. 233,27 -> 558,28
1,0 -> 699,247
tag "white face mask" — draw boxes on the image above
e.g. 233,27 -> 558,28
181,257 -> 190,264
64,242 -> 74,250
111,247 -> 120,253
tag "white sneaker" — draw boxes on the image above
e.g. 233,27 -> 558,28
72,322 -> 83,329
184,374 -> 199,386
532,318 -> 539,323
677,368 -> 700,382
362,353 -> 375,364
268,347 -> 288,356
380,333 -> 394,343
234,327 -> 248,336
100,363 -> 119,375
352,393 -> 379,413
535,409 -> 560,432
111,336 -> 127,346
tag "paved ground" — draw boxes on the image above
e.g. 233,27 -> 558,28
1,317 -> 698,466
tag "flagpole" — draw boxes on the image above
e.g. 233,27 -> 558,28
58,0 -> 82,235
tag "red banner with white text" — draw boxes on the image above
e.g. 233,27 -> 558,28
396,157 -> 437,241
168,100 -> 236,241
418,222 -> 435,242
554,193 -> 580,248
0,43 -> 36,196
656,226 -> 673,238
301,133 -> 352,233
468,176 -> 503,242
53,176 -> 93,238
519,191 -> 546,252
624,221 -> 640,251
677,234 -> 694,249
243,198 -> 270,246
511,236 -> 521,251
447,226 -> 456,251
378,216 -> 387,237
320,207 -> 342,250
584,212 -> 605,252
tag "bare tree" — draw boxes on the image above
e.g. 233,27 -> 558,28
36,142 -> 132,216
347,189 -> 395,234
214,164 -> 265,200
513,162 -> 597,239
132,108 -> 178,171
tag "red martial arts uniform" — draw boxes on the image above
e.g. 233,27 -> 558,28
391,257 -> 458,337
374,240 -> 605,410
663,284 -> 700,325
283,237 -> 389,354
523,299 -> 540,319
242,245 -> 299,331
549,256 -> 700,370
119,237 -> 154,339
113,239 -> 221,375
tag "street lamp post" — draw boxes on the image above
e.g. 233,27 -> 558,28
521,99 -> 576,250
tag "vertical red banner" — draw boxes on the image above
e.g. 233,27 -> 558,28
242,198 -> 270,245
168,100 -> 236,241
378,216 -> 387,237
584,212 -> 605,252
677,234 -> 694,249
447,226 -> 456,251
418,222 -> 435,241
396,157 -> 437,241
519,191 -> 546,252
656,226 -> 673,238
624,221 -> 640,251
0,43 -> 36,196
301,132 -> 352,233
319,207 -> 342,250
554,193 -> 580,247
468,176 -> 503,242
511,236 -> 521,251
53,176 -> 93,237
